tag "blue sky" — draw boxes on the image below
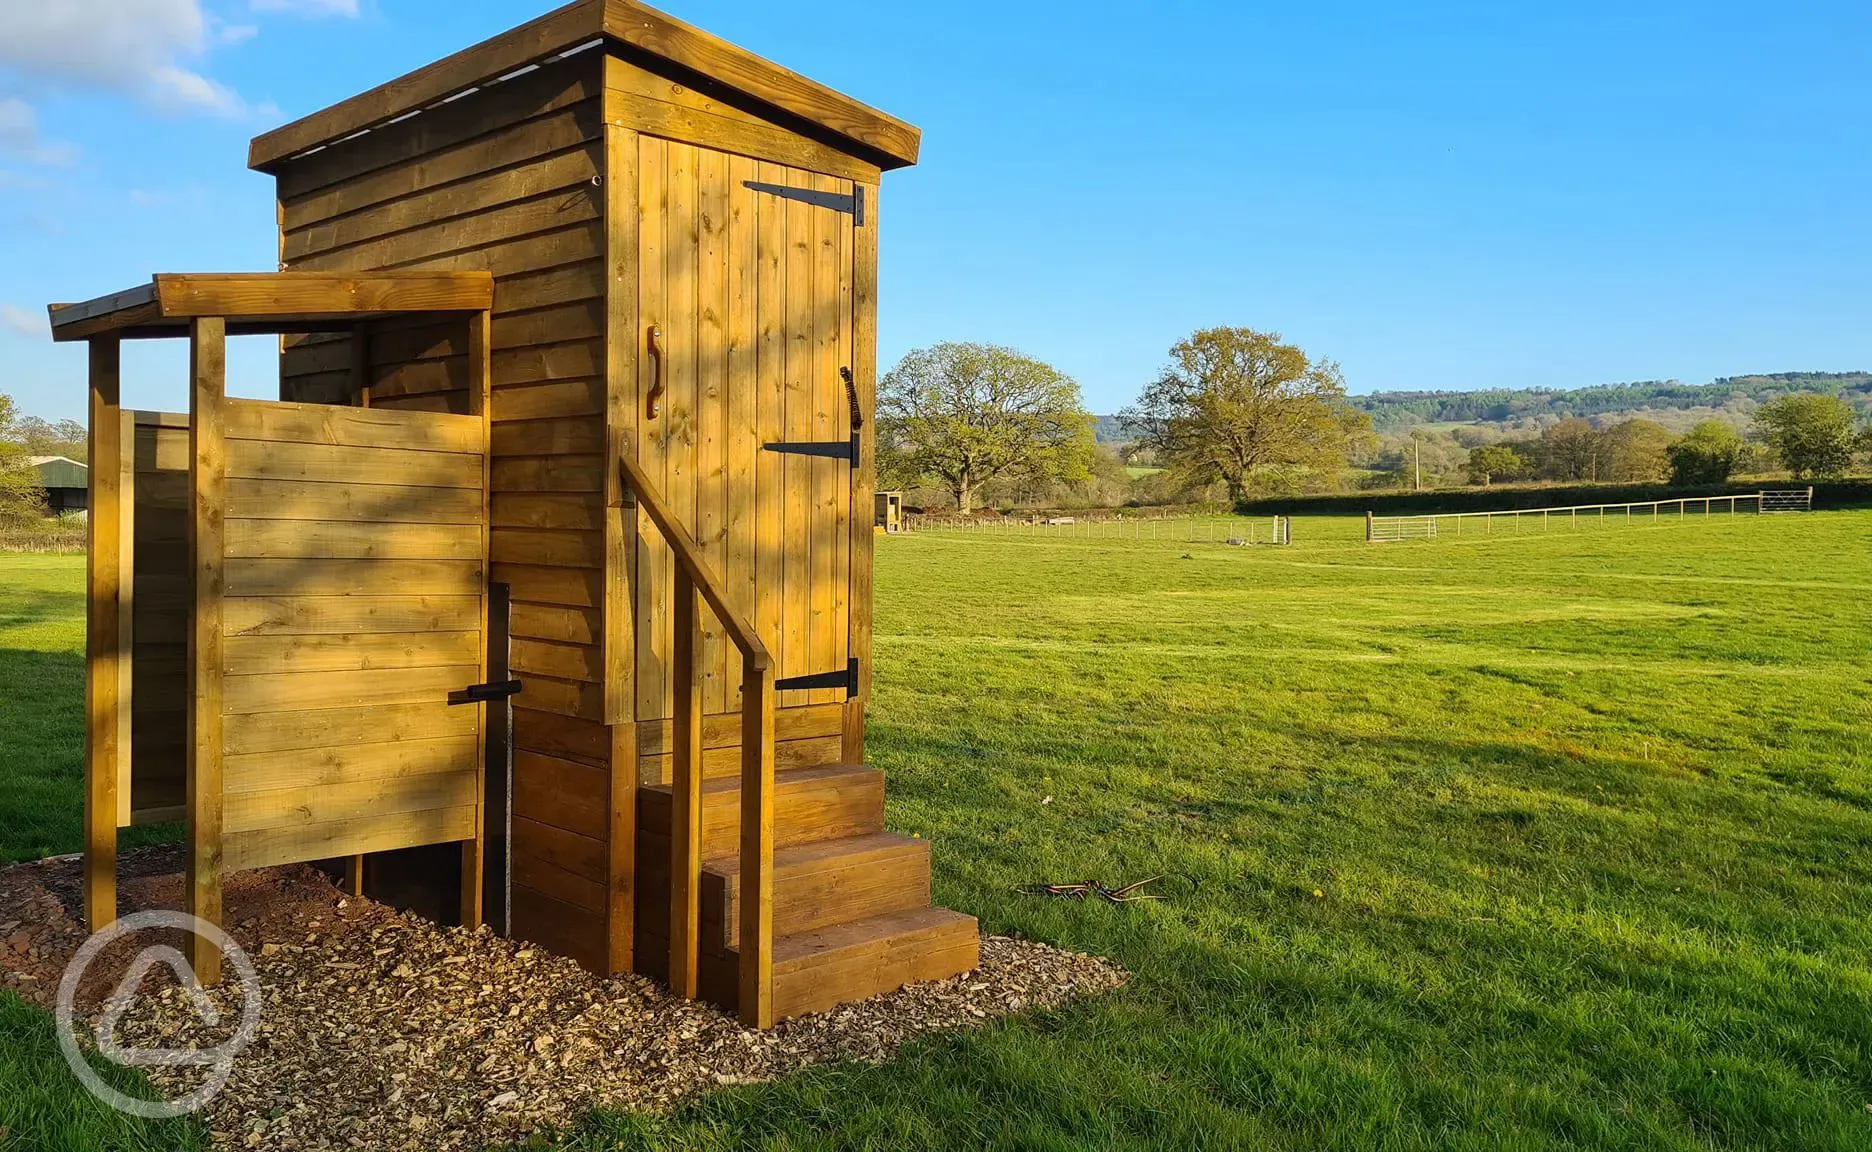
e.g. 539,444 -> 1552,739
2,0 -> 1869,422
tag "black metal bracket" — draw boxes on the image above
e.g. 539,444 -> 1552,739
448,679 -> 523,706
764,440 -> 854,461
743,181 -> 865,226
775,658 -> 859,698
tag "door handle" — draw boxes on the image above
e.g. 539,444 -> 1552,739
646,325 -> 665,419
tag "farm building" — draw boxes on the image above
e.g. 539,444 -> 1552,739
60,0 -> 975,1028
30,456 -> 87,513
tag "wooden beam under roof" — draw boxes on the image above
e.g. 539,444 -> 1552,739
48,272 -> 495,343
244,0 -> 919,174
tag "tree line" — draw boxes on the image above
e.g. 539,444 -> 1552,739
0,392 -> 86,527
878,337 -> 1872,513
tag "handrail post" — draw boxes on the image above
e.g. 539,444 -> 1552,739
669,571 -> 703,1000
739,659 -> 776,1027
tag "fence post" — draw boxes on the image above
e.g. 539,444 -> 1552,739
1365,511 -> 1373,542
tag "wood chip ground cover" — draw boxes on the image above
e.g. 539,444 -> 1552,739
0,849 -> 1126,1151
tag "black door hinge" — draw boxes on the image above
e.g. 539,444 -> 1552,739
743,181 -> 865,226
763,439 -> 855,461
449,679 -> 524,706
775,659 -> 858,698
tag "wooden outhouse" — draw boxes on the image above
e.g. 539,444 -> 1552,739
228,0 -> 971,1023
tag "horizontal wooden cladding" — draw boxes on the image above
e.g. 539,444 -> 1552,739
221,664 -> 477,715
284,146 -> 602,264
511,636 -> 603,682
288,185 -> 603,275
152,272 -> 494,323
224,595 -> 481,638
226,706 -> 475,759
517,673 -> 606,722
226,559 -> 484,597
514,851 -> 605,913
511,884 -> 607,974
510,602 -> 602,647
283,99 -> 606,232
225,520 -> 482,561
223,630 -> 480,675
226,439 -> 482,490
225,769 -> 477,835
273,53 -> 603,197
639,734 -> 843,786
514,750 -> 607,840
227,479 -> 483,525
492,377 -> 605,423
495,562 -> 601,608
225,735 -> 477,795
605,57 -> 879,184
376,300 -> 605,365
491,455 -> 604,494
515,706 -> 609,766
636,701 -> 842,757
494,492 -> 604,532
226,805 -> 476,872
225,398 -> 483,454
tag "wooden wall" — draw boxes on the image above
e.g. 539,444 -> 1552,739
272,50 -> 616,970
217,400 -> 486,873
128,412 -> 192,824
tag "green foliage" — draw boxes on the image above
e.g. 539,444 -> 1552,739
879,344 -> 1095,513
1351,371 -> 1872,430
1463,444 -> 1528,485
1122,327 -> 1372,502
0,393 -> 53,527
1597,419 -> 1673,482
1754,393 -> 1859,479
1667,420 -> 1747,485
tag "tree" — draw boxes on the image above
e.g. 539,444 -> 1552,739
1541,418 -> 1601,481
1753,394 -> 1857,479
878,343 -> 1094,513
6,415 -> 86,458
1465,444 -> 1529,486
1120,327 -> 1371,503
1598,419 -> 1674,483
0,394 -> 48,526
1666,420 -> 1746,486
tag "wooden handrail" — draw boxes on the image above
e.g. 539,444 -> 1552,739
617,454 -> 770,671
617,453 -> 776,1028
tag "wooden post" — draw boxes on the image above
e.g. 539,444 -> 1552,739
668,573 -> 703,999
1364,511 -> 1373,542
460,309 -> 492,932
84,337 -> 123,934
739,661 -> 776,1027
845,180 -> 879,766
187,317 -> 227,985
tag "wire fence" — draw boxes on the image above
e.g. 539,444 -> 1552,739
907,514 -> 1293,545
1366,488 -> 1814,543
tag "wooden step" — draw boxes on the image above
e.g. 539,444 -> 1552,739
702,832 -> 930,949
640,763 -> 884,858
766,906 -> 980,1021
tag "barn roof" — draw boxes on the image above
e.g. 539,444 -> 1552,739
246,0 -> 920,174
30,457 -> 87,490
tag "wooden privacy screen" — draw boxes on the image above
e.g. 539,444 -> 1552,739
212,399 -> 489,872
125,412 -> 192,826
635,138 -> 856,722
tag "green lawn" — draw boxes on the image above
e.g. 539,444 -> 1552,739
4,513 -> 1871,1150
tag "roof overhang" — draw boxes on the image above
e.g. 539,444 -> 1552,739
47,272 -> 495,342
246,0 -> 920,175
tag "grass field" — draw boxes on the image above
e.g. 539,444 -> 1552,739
3,512 -> 1870,1150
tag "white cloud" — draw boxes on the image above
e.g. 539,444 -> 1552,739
0,0 -> 266,116
251,0 -> 359,15
0,97 -> 78,166
0,304 -> 45,338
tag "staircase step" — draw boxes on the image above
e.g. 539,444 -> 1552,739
703,832 -> 930,949
640,763 -> 884,858
765,906 -> 980,1020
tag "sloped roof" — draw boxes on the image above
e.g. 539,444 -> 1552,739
30,456 -> 87,490
247,0 -> 920,173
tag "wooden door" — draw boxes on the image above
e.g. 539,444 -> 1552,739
636,138 -> 857,721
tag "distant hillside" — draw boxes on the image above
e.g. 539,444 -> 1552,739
1094,414 -> 1136,443
1348,372 -> 1872,431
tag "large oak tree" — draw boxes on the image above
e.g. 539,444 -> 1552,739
878,343 -> 1094,513
1121,327 -> 1370,502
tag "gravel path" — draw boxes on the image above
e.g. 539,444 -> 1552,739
0,849 -> 1126,1151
